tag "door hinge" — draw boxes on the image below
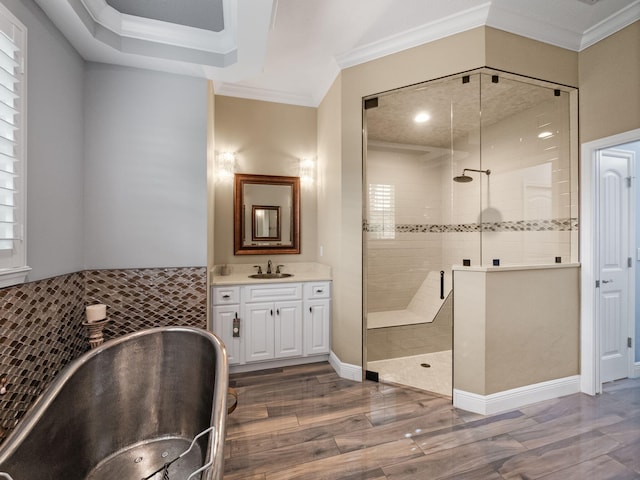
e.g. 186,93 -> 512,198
627,177 -> 632,188
596,280 -> 600,288
629,337 -> 633,348
629,257 -> 633,268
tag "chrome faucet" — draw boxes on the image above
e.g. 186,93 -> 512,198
267,260 -> 273,274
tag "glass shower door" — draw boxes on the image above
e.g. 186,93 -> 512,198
363,72 -> 481,396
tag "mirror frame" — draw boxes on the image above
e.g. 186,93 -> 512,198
234,173 -> 300,255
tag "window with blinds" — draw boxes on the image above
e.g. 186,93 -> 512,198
368,184 -> 395,239
0,3 -> 28,286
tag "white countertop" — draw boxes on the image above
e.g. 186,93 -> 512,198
210,262 -> 332,286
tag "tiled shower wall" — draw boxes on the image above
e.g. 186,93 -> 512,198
0,267 -> 206,442
366,149 -> 446,312
366,91 -> 577,315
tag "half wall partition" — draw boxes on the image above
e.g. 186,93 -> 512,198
363,68 -> 578,396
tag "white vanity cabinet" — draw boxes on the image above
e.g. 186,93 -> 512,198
243,283 -> 303,362
211,286 -> 242,365
210,280 -> 331,371
303,282 -> 331,356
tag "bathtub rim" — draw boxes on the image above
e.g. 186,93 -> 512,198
0,326 -> 229,480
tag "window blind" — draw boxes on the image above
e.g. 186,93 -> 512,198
368,184 -> 395,240
0,3 -> 26,279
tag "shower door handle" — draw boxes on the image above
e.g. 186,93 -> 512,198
440,271 -> 445,300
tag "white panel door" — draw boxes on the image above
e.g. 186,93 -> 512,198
304,299 -> 330,356
245,302 -> 275,363
212,305 -> 241,365
274,301 -> 302,358
598,149 -> 632,383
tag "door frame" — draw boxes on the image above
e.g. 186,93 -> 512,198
581,128 -> 640,395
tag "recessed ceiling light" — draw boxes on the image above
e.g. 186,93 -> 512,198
414,112 -> 430,123
538,131 -> 554,139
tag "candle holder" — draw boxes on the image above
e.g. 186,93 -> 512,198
82,318 -> 111,349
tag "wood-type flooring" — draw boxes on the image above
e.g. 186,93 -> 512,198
224,362 -> 640,479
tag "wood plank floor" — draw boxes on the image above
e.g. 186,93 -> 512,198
224,362 -> 640,479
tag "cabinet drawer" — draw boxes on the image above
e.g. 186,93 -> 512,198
243,283 -> 302,302
212,286 -> 240,305
304,282 -> 331,299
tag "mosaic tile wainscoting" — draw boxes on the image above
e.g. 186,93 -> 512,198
0,266 -> 207,443
85,267 -> 207,339
0,272 -> 87,440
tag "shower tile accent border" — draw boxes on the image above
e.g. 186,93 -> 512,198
0,266 -> 207,443
364,217 -> 578,233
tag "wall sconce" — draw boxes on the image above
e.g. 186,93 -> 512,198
299,157 -> 315,184
217,151 -> 236,179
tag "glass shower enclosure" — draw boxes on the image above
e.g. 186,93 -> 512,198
363,68 -> 577,395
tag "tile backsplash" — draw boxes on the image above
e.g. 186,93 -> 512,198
0,266 -> 206,443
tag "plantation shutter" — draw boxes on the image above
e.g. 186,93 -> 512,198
368,184 -> 395,240
0,3 -> 28,284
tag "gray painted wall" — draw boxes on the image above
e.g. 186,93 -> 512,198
83,64 -> 208,269
3,1 -> 208,278
4,0 -> 85,281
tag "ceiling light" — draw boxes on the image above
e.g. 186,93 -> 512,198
538,131 -> 554,139
414,112 -> 430,123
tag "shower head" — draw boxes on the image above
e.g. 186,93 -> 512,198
453,168 -> 491,183
453,173 -> 473,183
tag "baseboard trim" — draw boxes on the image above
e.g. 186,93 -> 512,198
633,362 -> 640,378
229,355 -> 329,374
453,375 -> 581,415
329,351 -> 362,382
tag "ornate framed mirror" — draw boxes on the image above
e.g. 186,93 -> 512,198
234,174 -> 300,255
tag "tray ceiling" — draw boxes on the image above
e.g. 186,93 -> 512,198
34,0 -> 640,106
104,0 -> 225,32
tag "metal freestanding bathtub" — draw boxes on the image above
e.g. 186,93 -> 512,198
0,326 -> 228,480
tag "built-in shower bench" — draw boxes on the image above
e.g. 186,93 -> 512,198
367,270 -> 451,329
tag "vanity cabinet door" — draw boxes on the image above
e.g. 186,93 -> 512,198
245,302 -> 275,362
212,305 -> 241,365
304,299 -> 330,356
274,300 -> 303,358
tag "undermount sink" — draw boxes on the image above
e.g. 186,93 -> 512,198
248,273 -> 294,279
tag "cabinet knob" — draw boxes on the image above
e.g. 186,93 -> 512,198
223,294 -> 231,299
316,289 -> 324,294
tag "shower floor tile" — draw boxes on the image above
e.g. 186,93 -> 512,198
367,350 -> 452,397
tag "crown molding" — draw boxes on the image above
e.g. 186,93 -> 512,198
486,3 -> 583,51
81,0 -> 237,54
580,0 -> 640,50
35,0 -> 273,82
214,61 -> 340,108
214,82 -> 317,107
335,2 -> 491,69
